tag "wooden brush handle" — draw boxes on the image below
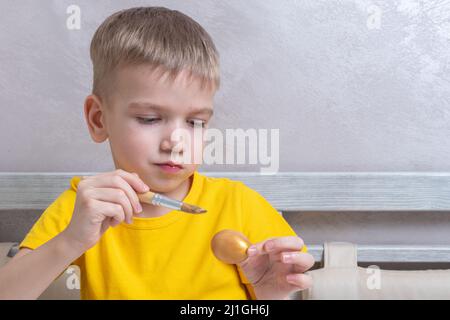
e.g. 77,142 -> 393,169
137,191 -> 156,205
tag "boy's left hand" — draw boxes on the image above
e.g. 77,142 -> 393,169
238,236 -> 315,300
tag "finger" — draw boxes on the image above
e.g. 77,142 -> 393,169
109,218 -> 122,228
280,252 -> 315,273
99,201 -> 125,223
247,237 -> 278,257
109,170 -> 149,215
82,182 -> 135,224
88,188 -> 134,224
100,218 -> 112,234
115,169 -> 150,193
262,236 -> 304,255
248,236 -> 305,257
84,169 -> 149,193
285,273 -> 313,290
83,172 -> 145,217
93,199 -> 126,225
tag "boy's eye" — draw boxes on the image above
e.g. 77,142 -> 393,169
137,117 -> 160,124
188,119 -> 207,128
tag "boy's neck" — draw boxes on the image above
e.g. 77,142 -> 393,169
135,175 -> 193,218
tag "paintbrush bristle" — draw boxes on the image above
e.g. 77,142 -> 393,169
180,203 -> 207,214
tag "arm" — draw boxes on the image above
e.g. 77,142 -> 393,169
0,232 -> 83,300
0,169 -> 149,300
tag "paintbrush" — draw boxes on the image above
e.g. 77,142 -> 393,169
79,176 -> 206,214
137,190 -> 207,214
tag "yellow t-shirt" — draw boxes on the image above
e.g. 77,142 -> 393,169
20,171 -> 307,300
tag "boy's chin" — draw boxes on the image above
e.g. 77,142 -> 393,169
146,171 -> 193,193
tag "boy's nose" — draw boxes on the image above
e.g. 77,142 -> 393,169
160,123 -> 189,154
160,136 -> 185,154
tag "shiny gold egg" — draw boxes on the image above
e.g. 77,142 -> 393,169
211,229 -> 252,264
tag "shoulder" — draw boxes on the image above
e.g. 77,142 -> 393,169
69,176 -> 83,192
57,176 -> 80,205
19,176 -> 80,250
196,172 -> 266,204
41,176 -> 80,220
196,172 -> 251,196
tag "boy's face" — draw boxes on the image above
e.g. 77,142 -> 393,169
85,65 -> 215,193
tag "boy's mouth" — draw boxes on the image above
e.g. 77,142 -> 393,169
155,161 -> 184,174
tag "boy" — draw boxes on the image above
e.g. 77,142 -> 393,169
0,6 -> 313,300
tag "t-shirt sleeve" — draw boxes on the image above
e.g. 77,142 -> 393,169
239,182 -> 307,251
236,182 -> 308,293
19,178 -> 78,263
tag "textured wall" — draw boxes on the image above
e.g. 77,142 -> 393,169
1,1 -> 450,250
0,0 -> 449,172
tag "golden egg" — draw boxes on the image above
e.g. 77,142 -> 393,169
211,229 -> 252,264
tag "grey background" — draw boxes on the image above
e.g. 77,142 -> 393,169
1,1 -> 450,249
1,0 -> 449,172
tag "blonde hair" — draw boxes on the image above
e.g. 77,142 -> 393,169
90,7 -> 220,99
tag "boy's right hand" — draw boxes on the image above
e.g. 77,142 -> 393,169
61,169 -> 149,253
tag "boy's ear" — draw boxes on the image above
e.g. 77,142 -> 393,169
84,94 -> 109,143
